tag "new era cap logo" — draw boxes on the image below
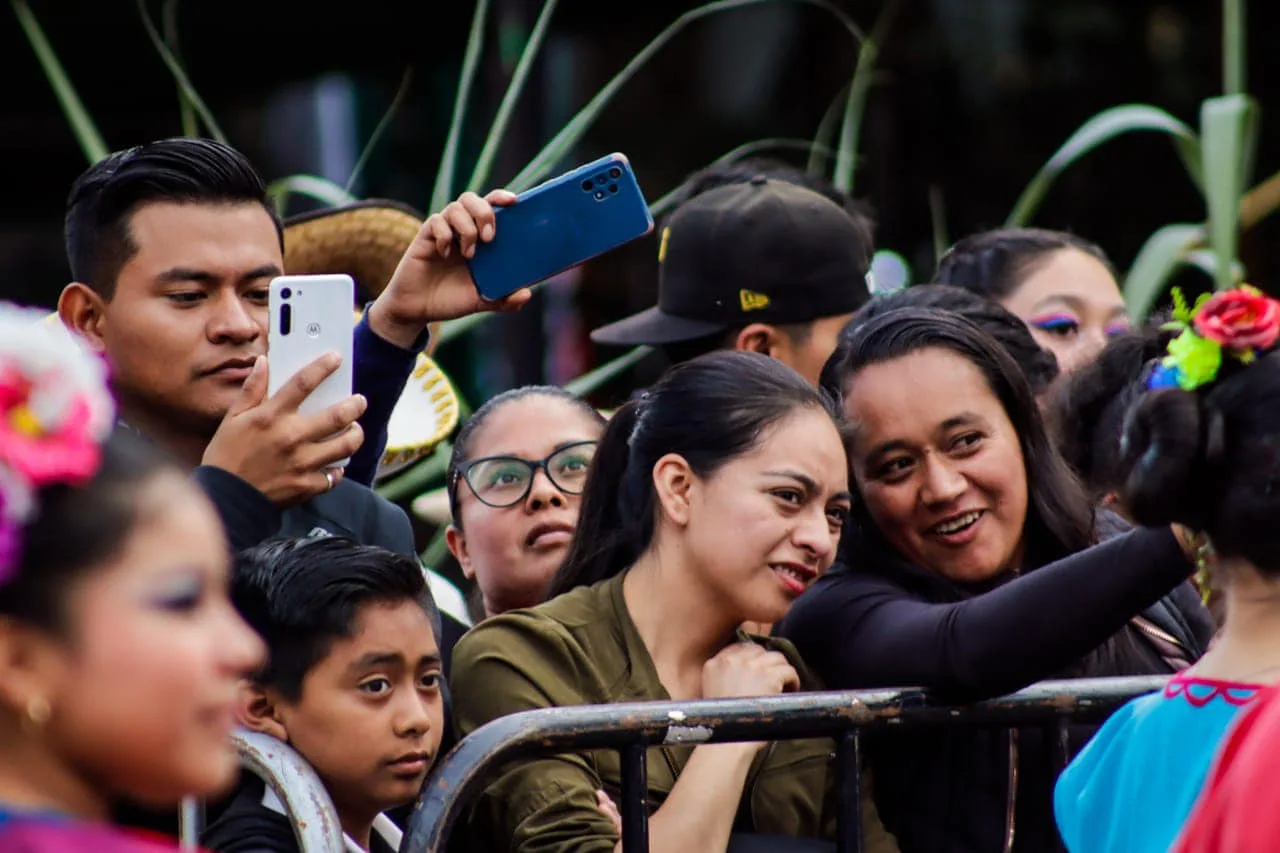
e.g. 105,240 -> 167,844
739,289 -> 770,311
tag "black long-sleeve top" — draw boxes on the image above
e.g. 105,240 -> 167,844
776,527 -> 1196,853
779,527 -> 1189,698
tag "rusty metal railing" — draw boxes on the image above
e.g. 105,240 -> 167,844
400,675 -> 1168,853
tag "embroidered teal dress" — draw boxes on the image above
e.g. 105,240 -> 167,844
1055,673 -> 1262,853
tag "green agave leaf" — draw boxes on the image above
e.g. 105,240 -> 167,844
467,0 -> 561,193
808,83 -> 848,175
833,0 -> 899,194
1122,223 -> 1205,321
1223,0 -> 1246,96
1005,105 -> 1203,228
929,185 -> 949,264
1183,249 -> 1245,284
12,0 -> 109,163
161,0 -> 197,137
1200,93 -> 1259,292
388,348 -> 650,505
1240,168 -> 1280,230
508,0 -> 865,193
135,0 -> 226,143
648,137 -> 836,219
434,311 -> 492,349
431,0 -> 491,213
377,440 -> 452,503
266,175 -> 359,216
418,522 -> 451,569
564,346 -> 653,397
347,66 -> 414,193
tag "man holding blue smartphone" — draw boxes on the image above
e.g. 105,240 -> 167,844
591,175 -> 873,387
56,137 -> 526,556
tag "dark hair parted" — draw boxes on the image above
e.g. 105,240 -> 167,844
0,431 -> 179,631
548,350 -> 847,597
935,227 -> 1114,303
66,138 -> 281,298
841,284 -> 1060,395
231,537 -> 440,702
1120,350 -> 1280,570
445,386 -> 606,527
822,308 -> 1095,570
1048,320 -> 1175,501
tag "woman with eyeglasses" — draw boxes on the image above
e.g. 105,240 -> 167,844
445,386 -> 606,620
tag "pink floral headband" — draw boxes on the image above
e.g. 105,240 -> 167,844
0,305 -> 115,584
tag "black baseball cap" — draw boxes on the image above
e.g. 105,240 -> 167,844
591,178 -> 872,346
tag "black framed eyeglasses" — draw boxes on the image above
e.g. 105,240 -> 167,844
450,441 -> 599,509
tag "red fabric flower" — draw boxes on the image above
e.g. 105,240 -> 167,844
1193,289 -> 1280,351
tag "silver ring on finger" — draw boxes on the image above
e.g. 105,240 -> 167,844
324,469 -> 336,492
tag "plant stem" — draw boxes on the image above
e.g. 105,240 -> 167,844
347,66 -> 414,193
12,0 -> 108,163
1223,0 -> 1246,96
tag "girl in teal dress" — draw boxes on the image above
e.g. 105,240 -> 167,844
1056,288 -> 1280,852
0,305 -> 264,851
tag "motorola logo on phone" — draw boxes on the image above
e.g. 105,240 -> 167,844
306,322 -> 322,337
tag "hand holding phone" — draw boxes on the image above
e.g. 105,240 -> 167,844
202,274 -> 365,507
466,153 -> 653,301
368,190 -> 532,349
203,353 -> 367,507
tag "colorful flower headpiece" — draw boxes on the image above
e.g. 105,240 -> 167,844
1147,286 -> 1280,392
0,305 -> 115,584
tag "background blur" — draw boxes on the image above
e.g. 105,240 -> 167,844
0,0 -> 1275,407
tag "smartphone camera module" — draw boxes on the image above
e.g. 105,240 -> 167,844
280,287 -> 292,299
581,180 -> 594,192
608,166 -> 622,179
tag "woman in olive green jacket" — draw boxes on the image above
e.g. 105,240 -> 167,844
451,351 -> 897,853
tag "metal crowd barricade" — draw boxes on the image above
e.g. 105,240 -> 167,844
401,675 -> 1168,853
198,729 -> 346,853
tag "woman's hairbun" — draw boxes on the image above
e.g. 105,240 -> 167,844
1120,387 -> 1223,529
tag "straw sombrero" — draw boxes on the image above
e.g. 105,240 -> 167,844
285,201 -> 461,482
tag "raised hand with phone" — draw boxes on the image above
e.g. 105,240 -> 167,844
366,153 -> 652,349
206,189 -> 533,510
365,189 -> 531,350
206,155 -> 653,513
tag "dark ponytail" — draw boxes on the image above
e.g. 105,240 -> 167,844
548,401 -> 648,597
1048,319 -> 1175,500
1120,389 -> 1225,530
1119,349 -> 1280,573
547,350 -> 843,598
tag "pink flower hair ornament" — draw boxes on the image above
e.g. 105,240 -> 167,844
1147,286 -> 1280,392
0,304 -> 115,585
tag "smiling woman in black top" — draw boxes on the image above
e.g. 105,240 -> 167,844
777,308 -> 1206,853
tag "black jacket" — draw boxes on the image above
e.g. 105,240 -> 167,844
777,527 -> 1210,853
201,772 -> 397,853
192,464 -> 469,676
192,465 -> 415,555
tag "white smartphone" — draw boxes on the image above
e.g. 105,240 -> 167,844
268,274 -> 355,465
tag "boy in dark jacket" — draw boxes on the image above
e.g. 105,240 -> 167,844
203,537 -> 445,853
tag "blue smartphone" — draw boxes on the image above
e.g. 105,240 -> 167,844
467,153 -> 653,301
